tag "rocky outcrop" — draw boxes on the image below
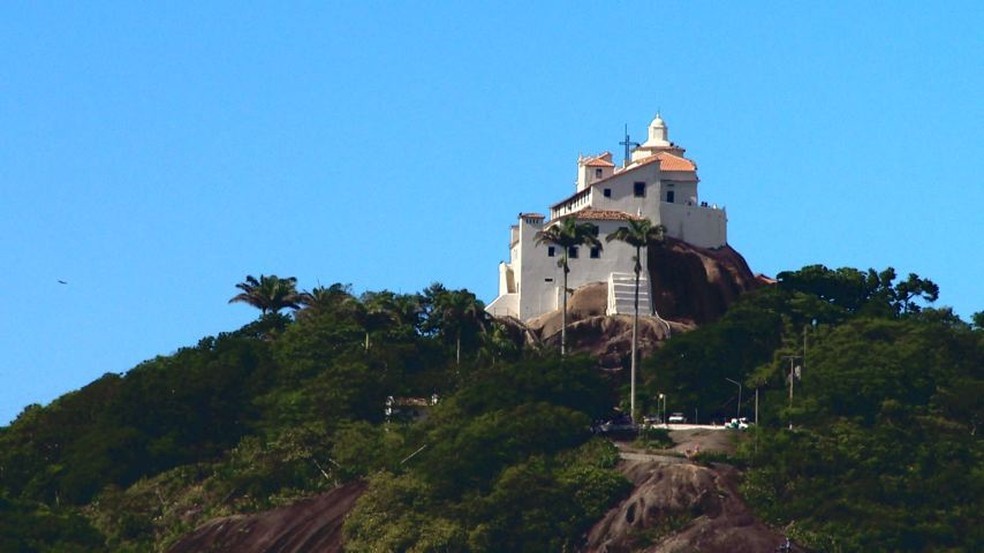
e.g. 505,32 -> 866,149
584,460 -> 802,553
648,238 -> 768,326
165,481 -> 366,553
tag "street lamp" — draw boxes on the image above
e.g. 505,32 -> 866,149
725,378 -> 742,420
657,393 -> 666,427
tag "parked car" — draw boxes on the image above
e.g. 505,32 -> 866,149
593,414 -> 637,434
668,412 -> 687,423
725,417 -> 750,430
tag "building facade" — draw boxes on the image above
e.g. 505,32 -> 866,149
487,114 -> 727,321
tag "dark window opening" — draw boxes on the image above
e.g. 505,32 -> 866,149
590,247 -> 601,259
547,246 -> 555,257
634,182 -> 646,197
666,190 -> 675,203
545,278 -> 554,282
603,188 -> 612,197
568,246 -> 579,259
594,168 -> 603,178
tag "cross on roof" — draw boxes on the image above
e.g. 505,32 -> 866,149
619,124 -> 639,167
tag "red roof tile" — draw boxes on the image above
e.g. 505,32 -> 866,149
582,152 -> 615,167
626,151 -> 696,172
656,151 -> 696,171
585,158 -> 615,168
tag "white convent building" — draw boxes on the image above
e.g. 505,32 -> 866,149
487,114 -> 728,321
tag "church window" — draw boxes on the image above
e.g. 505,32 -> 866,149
603,188 -> 612,197
594,168 -> 603,178
590,247 -> 601,259
568,246 -> 579,259
634,182 -> 646,197
666,190 -> 675,203
547,246 -> 555,257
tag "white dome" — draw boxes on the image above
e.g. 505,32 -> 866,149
646,113 -> 670,146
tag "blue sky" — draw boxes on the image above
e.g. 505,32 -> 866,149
2,2 -> 981,425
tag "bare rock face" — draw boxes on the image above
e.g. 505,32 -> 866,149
165,481 -> 366,553
585,461 -> 800,553
648,238 -> 768,326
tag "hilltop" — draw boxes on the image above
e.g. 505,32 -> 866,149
0,245 -> 980,552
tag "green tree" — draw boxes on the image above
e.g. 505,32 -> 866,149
429,288 -> 490,366
228,274 -> 302,316
296,283 -> 355,321
606,218 -> 665,422
350,291 -> 400,352
893,272 -> 940,315
477,321 -> 521,366
534,218 -> 602,356
972,311 -> 984,330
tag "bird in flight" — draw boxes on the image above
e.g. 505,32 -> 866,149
57,280 -> 68,285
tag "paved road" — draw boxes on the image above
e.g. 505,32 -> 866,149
616,424 -> 736,464
651,423 -> 728,431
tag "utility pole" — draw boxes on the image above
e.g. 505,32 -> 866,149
755,388 -> 759,425
725,378 -> 742,420
782,355 -> 802,429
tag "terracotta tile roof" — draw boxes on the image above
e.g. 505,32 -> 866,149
626,151 -> 696,172
584,156 -> 615,168
520,212 -> 545,219
556,208 -> 642,221
656,151 -> 696,171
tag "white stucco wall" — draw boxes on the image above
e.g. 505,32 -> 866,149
552,162 -> 662,220
514,218 -> 653,320
659,201 -> 727,248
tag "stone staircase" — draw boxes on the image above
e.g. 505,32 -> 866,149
607,272 -> 652,316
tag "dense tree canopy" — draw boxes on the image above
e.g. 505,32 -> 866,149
640,264 -> 981,551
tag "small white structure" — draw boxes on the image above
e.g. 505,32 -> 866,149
487,114 -> 728,321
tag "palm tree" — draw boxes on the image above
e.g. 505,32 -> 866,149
477,321 -> 519,366
296,283 -> 355,320
606,218 -> 665,423
534,217 -> 602,356
432,288 -> 489,366
351,291 -> 399,352
228,274 -> 302,316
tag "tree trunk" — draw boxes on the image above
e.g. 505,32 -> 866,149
631,248 -> 640,423
561,258 -> 568,357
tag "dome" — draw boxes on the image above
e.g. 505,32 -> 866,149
646,113 -> 670,146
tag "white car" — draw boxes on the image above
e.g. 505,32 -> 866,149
668,412 -> 687,423
725,417 -> 750,430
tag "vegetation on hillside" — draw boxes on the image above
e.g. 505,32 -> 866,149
640,264 -> 982,551
0,282 -> 459,547
0,264 -> 980,552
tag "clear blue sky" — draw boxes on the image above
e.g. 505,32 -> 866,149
2,2 -> 981,425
